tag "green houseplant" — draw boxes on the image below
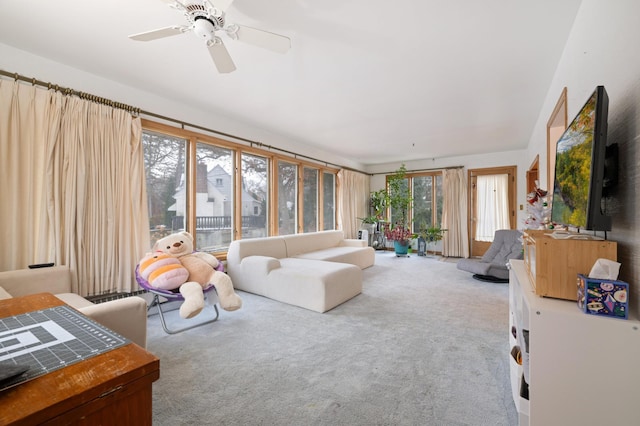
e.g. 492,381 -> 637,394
370,189 -> 388,220
384,164 -> 414,255
357,215 -> 378,245
387,164 -> 412,226
419,224 -> 447,256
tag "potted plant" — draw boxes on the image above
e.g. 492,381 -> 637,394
370,189 -> 388,220
384,222 -> 416,256
419,224 -> 447,256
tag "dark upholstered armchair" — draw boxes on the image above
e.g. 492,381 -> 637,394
457,229 -> 523,282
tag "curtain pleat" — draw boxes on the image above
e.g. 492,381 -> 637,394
337,169 -> 370,239
0,81 -> 149,295
442,168 -> 469,258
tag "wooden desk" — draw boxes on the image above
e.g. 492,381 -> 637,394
0,293 -> 160,425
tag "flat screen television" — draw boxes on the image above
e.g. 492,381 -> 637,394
550,85 -> 614,232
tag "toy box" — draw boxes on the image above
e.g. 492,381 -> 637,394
577,274 -> 629,319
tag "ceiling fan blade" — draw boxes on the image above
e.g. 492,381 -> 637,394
129,26 -> 186,42
234,25 -> 291,54
207,39 -> 236,73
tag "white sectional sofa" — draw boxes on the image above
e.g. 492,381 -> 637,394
226,230 -> 375,313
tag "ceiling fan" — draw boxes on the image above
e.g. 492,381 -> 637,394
129,0 -> 291,73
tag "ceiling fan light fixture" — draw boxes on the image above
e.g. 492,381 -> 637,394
193,17 -> 218,41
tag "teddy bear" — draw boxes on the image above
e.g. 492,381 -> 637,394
138,251 -> 209,319
153,231 -> 242,318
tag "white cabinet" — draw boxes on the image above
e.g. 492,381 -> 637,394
509,259 -> 640,426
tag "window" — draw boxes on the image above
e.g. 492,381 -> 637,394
382,170 -> 444,236
241,153 -> 268,239
412,173 -> 443,232
142,131 -> 186,248
141,121 -> 337,253
322,172 -> 335,230
195,143 -> 233,251
303,167 -> 318,233
278,160 -> 297,235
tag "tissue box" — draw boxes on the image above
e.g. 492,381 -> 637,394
577,274 -> 629,319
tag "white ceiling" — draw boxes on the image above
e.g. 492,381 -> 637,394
0,0 -> 582,166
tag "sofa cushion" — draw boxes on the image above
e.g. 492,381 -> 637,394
293,246 -> 375,269
55,293 -> 95,309
266,258 -> 362,313
0,266 -> 72,297
456,258 -> 492,276
227,236 -> 288,261
232,256 -> 282,295
282,230 -> 344,257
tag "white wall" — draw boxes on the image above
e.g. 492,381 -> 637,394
0,43 -> 364,172
525,0 -> 640,317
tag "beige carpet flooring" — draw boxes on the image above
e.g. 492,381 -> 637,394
146,251 -> 517,425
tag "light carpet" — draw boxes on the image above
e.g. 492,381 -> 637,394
146,252 -> 518,425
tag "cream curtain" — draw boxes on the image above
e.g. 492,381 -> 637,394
475,174 -> 510,242
337,169 -> 370,239
0,81 -> 53,269
0,80 -> 149,295
442,168 -> 469,258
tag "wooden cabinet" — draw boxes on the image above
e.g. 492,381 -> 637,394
509,260 -> 640,425
523,229 -> 617,300
0,293 -> 160,426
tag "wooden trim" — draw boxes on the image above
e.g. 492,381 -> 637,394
467,166 -> 518,257
270,158 -> 278,235
234,151 -> 242,240
526,155 -> 540,194
142,119 -> 339,243
186,136 -> 197,236
142,119 -> 340,173
318,170 -> 325,230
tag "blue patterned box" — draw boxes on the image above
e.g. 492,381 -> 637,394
577,274 -> 629,319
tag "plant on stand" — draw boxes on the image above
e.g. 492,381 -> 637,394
357,215 -> 378,246
419,225 -> 447,256
370,189 -> 388,220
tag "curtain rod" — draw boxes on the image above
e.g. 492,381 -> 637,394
372,165 -> 464,176
0,69 -> 140,114
1,69 -> 369,175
